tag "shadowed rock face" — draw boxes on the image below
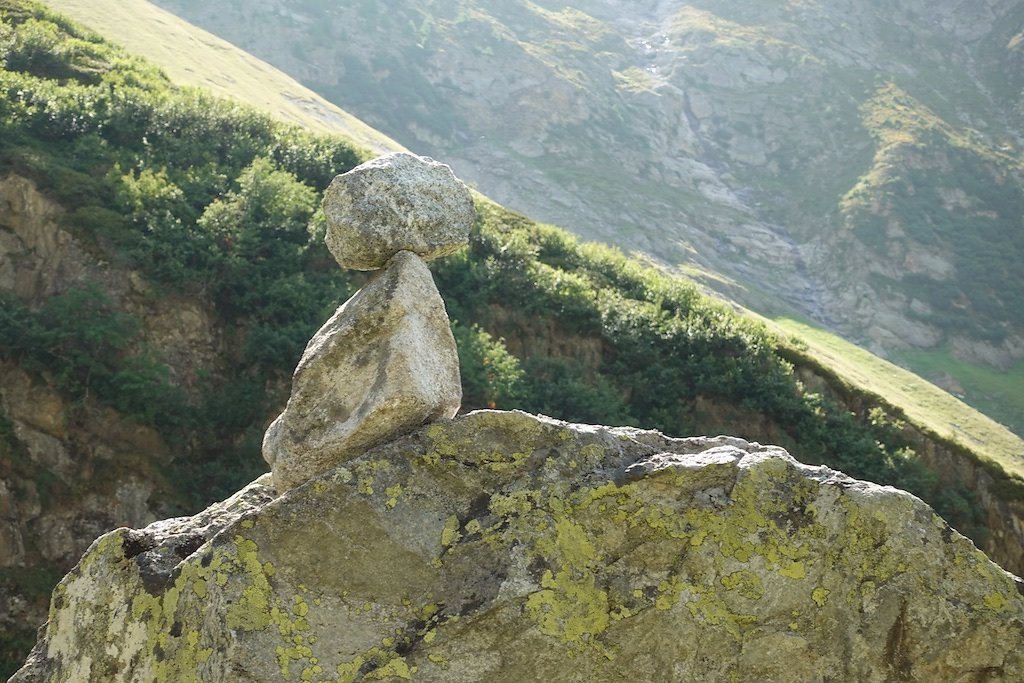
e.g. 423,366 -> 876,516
13,411 -> 1024,682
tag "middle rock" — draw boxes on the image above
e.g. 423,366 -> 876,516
263,250 -> 461,491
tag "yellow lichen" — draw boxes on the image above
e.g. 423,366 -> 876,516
426,424 -> 460,457
680,582 -> 758,641
441,516 -> 462,547
364,655 -> 413,680
779,561 -> 806,580
983,592 -> 1010,611
225,537 -> 273,631
337,648 -> 413,682
720,571 -> 765,600
385,484 -> 403,509
526,568 -> 611,648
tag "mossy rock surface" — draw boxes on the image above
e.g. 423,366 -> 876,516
11,411 -> 1024,682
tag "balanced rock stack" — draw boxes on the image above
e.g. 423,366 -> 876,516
262,152 -> 474,492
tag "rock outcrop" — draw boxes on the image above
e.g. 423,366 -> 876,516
12,411 -> 1024,682
263,152 -> 471,491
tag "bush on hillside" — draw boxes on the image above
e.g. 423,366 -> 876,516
0,0 -> 986,542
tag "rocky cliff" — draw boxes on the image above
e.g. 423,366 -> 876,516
150,0 -> 1024,432
11,410 -> 1024,682
0,174 -> 186,671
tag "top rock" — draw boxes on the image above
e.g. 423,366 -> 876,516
323,152 -> 475,270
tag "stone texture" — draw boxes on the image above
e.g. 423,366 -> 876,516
263,250 -> 461,491
0,174 -> 84,302
323,152 -> 474,271
14,411 -> 1024,682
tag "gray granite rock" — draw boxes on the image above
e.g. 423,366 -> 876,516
262,250 -> 461,491
323,152 -> 474,270
11,411 -> 1024,682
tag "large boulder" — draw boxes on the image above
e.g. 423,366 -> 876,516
263,250 -> 461,491
12,411 -> 1024,682
323,152 -> 475,271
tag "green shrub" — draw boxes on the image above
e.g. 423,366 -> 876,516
452,321 -> 524,409
0,0 -> 989,551
0,287 -> 187,430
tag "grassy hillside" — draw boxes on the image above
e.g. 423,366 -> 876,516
769,317 -> 1024,481
1,0 -> 1023,675
0,0 -> 941,497
45,0 -> 403,154
145,0 -> 1024,439
39,0 -> 1024,502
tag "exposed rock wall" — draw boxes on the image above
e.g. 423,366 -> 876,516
0,174 -> 223,391
0,175 -> 85,303
11,411 -> 1024,682
0,172 -> 217,672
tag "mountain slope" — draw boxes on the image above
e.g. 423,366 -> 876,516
147,0 -> 1024,435
45,0 -> 403,154
1,0 -> 1023,675
20,0 -> 1020,533
46,0 -> 1024,507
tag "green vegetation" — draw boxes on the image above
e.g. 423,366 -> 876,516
840,83 -> 1024,415
0,2 -> 1022,675
0,0 -> 362,501
45,0 -> 402,152
452,322 -> 525,409
0,287 -> 188,427
894,348 -> 1024,439
80,0 -> 1024,447
768,317 -> 1024,480
848,86 -> 1024,332
0,0 -> 1003,542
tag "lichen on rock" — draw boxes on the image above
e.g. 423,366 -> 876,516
12,411 -> 1024,682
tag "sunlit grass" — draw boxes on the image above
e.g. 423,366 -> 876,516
894,348 -> 1024,440
769,316 -> 1024,479
46,0 -> 403,155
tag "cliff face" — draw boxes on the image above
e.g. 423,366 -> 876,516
151,0 -> 1024,429
11,411 -> 1024,682
0,173 -> 201,670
